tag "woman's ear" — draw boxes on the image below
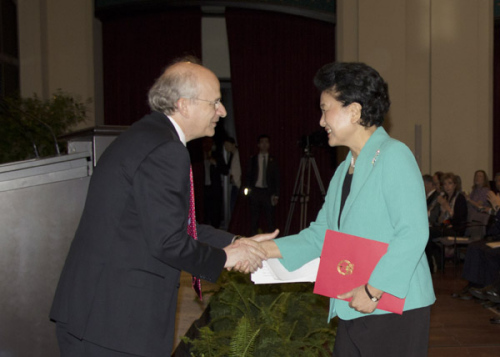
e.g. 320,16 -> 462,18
349,102 -> 362,124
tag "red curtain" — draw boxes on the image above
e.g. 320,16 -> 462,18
101,9 -> 202,126
226,9 -> 337,236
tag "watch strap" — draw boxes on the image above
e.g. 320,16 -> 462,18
365,284 -> 380,302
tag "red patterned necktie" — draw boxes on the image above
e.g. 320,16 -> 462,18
188,165 -> 202,300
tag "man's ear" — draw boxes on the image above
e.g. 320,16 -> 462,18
349,102 -> 362,124
177,98 -> 190,117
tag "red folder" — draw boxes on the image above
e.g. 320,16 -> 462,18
313,230 -> 405,314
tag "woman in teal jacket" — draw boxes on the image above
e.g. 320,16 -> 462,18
262,62 -> 435,356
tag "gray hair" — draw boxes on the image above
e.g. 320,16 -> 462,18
148,57 -> 201,115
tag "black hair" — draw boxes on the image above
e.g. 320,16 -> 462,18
313,62 -> 390,127
422,174 -> 433,184
257,134 -> 270,142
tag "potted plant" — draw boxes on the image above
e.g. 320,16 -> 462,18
182,271 -> 336,357
0,90 -> 90,164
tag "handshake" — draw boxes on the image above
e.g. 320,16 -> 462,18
223,229 -> 280,274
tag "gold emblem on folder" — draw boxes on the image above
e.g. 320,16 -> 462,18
337,260 -> 354,276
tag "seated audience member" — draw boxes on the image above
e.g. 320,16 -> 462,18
428,171 -> 444,224
465,170 -> 491,223
423,174 -> 439,214
429,172 -> 468,238
452,190 -> 500,323
485,172 -> 500,213
433,171 -> 444,194
493,172 -> 500,194
455,174 -> 463,193
453,180 -> 500,290
427,173 -> 468,272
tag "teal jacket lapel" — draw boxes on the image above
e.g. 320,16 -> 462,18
338,127 -> 390,229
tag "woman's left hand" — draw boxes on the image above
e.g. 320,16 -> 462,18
337,284 -> 383,314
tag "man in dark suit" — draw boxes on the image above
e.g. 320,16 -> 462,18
423,174 -> 439,217
201,136 -> 227,228
247,134 -> 280,235
422,174 -> 440,222
50,58 -> 276,357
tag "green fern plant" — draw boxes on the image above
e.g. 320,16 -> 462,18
229,317 -> 260,356
183,271 -> 336,357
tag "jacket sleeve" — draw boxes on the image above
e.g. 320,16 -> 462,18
133,141 -> 227,282
368,142 -> 429,298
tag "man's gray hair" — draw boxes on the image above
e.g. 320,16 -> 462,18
148,56 -> 201,115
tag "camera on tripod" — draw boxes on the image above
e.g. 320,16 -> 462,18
297,129 -> 328,154
285,130 -> 328,235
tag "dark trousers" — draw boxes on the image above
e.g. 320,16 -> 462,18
249,187 -> 275,235
56,323 -> 142,357
333,306 -> 431,357
462,240 -> 500,286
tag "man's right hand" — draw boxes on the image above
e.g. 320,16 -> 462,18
223,239 -> 267,274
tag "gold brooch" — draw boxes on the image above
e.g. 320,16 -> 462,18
337,260 -> 354,276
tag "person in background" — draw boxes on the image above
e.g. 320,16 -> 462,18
259,62 -> 435,356
247,134 -> 280,235
427,172 -> 443,225
433,171 -> 443,194
423,174 -> 439,217
202,136 -> 226,228
452,178 -> 500,326
429,172 -> 468,237
49,57 -> 276,357
465,170 -> 491,223
427,172 -> 468,271
223,137 -> 241,215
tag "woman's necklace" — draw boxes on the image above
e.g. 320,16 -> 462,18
350,156 -> 356,168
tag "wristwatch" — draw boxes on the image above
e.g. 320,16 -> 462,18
364,284 -> 381,302
231,235 -> 243,244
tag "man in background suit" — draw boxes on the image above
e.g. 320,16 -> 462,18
423,174 -> 438,208
247,134 -> 280,235
423,174 -> 439,222
223,137 -> 241,214
50,57 -> 276,357
201,136 -> 226,228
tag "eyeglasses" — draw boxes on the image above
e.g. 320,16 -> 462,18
192,98 -> 222,110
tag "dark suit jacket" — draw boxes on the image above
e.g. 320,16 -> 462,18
50,111 -> 233,356
246,154 -> 279,197
426,190 -> 439,208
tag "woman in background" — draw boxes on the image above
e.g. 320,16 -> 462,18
429,172 -> 468,238
465,170 -> 491,224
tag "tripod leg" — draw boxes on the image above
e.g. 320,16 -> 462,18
285,157 -> 306,235
310,157 -> 326,196
298,157 -> 326,232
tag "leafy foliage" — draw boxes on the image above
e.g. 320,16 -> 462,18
0,90 -> 90,164
183,271 -> 336,357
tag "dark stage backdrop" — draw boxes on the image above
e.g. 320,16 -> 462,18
101,9 -> 202,126
225,9 -> 337,236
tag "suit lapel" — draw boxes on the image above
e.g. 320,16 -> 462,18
338,127 -> 390,229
